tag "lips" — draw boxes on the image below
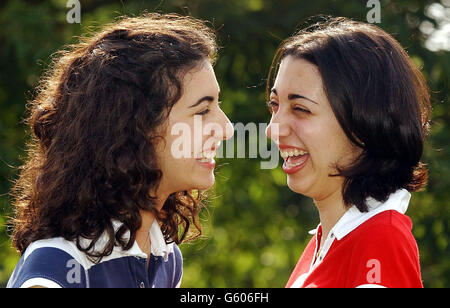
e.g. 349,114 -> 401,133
283,155 -> 308,173
278,144 -> 309,174
196,158 -> 216,169
195,151 -> 216,170
195,141 -> 221,169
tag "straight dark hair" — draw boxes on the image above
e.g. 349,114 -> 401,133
268,17 -> 431,212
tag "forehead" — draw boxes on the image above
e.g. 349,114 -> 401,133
273,56 -> 323,95
181,61 -> 219,100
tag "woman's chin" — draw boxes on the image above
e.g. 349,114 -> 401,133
287,178 -> 311,196
191,174 -> 215,191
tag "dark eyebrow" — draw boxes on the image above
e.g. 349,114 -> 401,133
271,88 -> 318,105
189,96 -> 215,108
288,94 -> 318,105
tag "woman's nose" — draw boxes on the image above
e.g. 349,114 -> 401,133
217,109 -> 234,141
265,112 -> 289,142
204,109 -> 234,144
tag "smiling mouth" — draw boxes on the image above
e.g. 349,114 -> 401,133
196,150 -> 216,162
284,154 -> 309,167
280,148 -> 308,159
195,142 -> 221,162
279,147 -> 309,173
195,149 -> 217,171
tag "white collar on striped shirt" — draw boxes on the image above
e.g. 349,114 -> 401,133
112,219 -> 173,262
23,219 -> 174,271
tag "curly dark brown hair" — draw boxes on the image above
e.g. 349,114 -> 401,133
10,13 -> 218,261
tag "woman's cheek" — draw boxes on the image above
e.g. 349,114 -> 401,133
294,119 -> 332,171
291,119 -> 316,152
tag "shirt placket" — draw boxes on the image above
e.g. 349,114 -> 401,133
311,229 -> 336,270
135,257 -> 151,288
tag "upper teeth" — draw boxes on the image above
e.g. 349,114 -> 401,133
280,149 -> 308,159
200,151 -> 216,159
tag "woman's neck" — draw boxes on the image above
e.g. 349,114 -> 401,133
135,189 -> 169,256
135,209 -> 156,256
314,189 -> 348,246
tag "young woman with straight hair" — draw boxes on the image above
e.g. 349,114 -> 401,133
266,17 -> 430,288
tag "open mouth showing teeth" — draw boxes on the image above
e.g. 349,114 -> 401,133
197,151 -> 216,162
280,149 -> 308,159
280,149 -> 309,167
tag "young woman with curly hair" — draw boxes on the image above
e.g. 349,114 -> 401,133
7,13 -> 233,288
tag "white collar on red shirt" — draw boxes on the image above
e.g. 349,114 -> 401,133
290,189 -> 412,288
309,188 -> 411,241
306,189 -> 411,271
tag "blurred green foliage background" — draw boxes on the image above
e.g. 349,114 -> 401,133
0,0 -> 448,287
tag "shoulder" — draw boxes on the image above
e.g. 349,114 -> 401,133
344,211 -> 422,288
7,237 -> 87,288
353,210 -> 417,251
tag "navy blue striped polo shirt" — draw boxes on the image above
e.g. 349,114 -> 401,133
7,220 -> 183,288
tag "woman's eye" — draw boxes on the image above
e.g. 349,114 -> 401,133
294,106 -> 311,114
267,101 -> 278,111
196,109 -> 210,116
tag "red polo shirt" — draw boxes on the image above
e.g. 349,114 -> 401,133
286,189 -> 423,288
